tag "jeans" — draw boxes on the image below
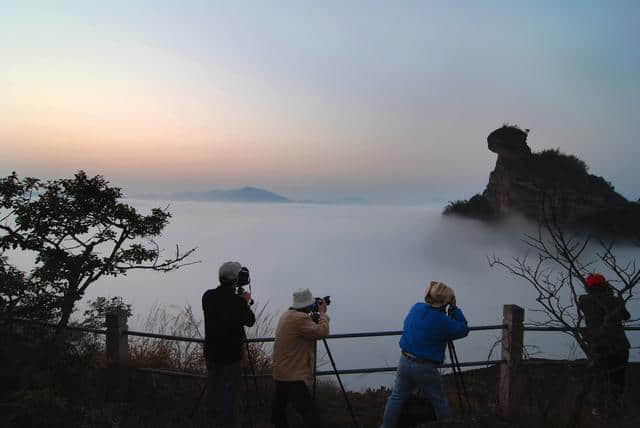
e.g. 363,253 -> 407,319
271,380 -> 323,428
206,360 -> 241,428
381,354 -> 450,427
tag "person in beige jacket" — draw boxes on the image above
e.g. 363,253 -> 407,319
271,288 -> 329,428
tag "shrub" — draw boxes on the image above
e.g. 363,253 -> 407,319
443,194 -> 494,219
82,296 -> 133,329
528,148 -> 615,193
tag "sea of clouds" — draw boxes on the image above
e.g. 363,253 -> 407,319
15,199 -> 637,390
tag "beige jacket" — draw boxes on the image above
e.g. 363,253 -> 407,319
272,309 -> 330,385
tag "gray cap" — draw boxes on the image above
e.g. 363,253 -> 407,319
219,261 -> 242,285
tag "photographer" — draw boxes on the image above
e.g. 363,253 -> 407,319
578,273 -> 631,417
271,288 -> 330,428
381,281 -> 469,427
202,261 -> 256,428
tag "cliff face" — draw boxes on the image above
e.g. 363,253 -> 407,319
483,126 -> 533,216
445,126 -> 639,236
482,126 -> 627,222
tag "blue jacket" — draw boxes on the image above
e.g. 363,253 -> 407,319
399,303 -> 469,363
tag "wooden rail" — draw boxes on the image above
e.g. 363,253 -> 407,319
8,305 -> 639,419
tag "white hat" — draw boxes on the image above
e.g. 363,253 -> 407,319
219,261 -> 242,284
291,288 -> 314,309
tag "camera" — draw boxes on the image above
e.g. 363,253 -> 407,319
310,296 -> 331,322
236,266 -> 254,306
313,296 -> 331,312
237,267 -> 250,287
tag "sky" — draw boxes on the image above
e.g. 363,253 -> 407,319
1,1 -> 639,202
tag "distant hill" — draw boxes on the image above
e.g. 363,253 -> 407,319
136,187 -> 368,205
172,186 -> 291,203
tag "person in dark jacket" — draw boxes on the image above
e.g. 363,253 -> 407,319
202,261 -> 256,428
381,281 -> 469,427
578,273 -> 631,415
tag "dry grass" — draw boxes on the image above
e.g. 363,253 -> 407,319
128,302 -> 275,376
129,303 -> 204,373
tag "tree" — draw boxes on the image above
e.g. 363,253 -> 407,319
488,210 -> 638,356
488,204 -> 638,425
0,171 -> 197,330
0,255 -> 57,320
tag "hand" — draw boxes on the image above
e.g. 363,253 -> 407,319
242,291 -> 252,303
318,300 -> 328,314
449,295 -> 457,309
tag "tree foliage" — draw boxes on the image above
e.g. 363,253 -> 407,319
81,296 -> 133,329
443,194 -> 495,219
0,255 -> 57,320
0,171 -> 197,329
526,148 -> 617,192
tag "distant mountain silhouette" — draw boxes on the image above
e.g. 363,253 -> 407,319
136,188 -> 368,205
173,186 -> 291,203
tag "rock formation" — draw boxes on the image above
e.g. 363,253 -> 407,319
445,125 -> 640,237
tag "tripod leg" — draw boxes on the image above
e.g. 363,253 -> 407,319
447,342 -> 465,415
322,338 -> 359,428
450,343 -> 471,411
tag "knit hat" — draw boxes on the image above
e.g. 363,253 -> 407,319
586,273 -> 606,289
291,288 -> 315,309
219,261 -> 242,285
425,281 -> 455,308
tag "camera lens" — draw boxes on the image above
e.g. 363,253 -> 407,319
237,267 -> 250,286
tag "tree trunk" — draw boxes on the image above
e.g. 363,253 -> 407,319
56,291 -> 77,336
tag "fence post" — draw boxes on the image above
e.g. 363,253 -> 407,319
106,308 -> 129,365
498,304 -> 524,419
106,308 -> 129,401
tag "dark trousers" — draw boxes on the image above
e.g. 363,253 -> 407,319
271,380 -> 322,428
206,360 -> 241,428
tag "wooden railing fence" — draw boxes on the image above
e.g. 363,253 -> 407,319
9,304 -> 640,419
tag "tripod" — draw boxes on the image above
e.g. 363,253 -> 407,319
447,310 -> 471,415
315,338 -> 360,428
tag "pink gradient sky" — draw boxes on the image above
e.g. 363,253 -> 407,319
1,1 -> 638,202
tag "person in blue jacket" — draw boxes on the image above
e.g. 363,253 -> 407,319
381,281 -> 469,427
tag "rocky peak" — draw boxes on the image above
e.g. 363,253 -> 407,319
444,125 -> 640,238
487,126 -> 531,159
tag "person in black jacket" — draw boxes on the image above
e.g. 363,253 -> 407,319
202,261 -> 256,428
578,273 -> 631,416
